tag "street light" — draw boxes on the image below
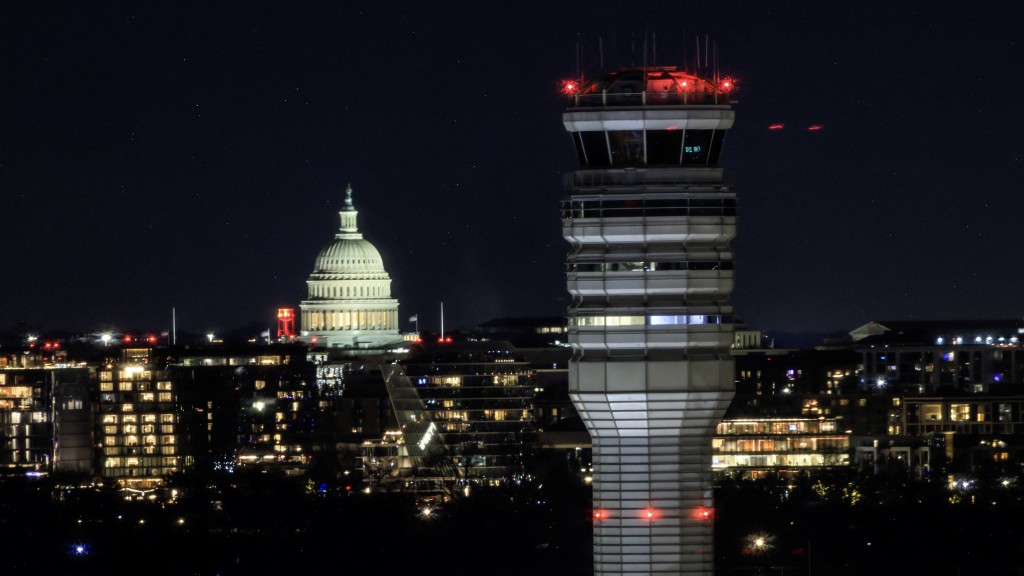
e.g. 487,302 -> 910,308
746,532 -> 773,555
745,532 -> 774,575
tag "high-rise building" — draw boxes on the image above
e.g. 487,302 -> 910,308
0,366 -> 92,476
561,67 -> 737,575
299,184 -> 401,349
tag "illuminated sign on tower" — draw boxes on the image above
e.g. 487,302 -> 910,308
277,308 -> 296,339
560,66 -> 737,576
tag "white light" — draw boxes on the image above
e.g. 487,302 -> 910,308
207,333 -> 215,342
253,401 -> 265,412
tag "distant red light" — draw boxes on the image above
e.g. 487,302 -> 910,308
693,506 -> 713,521
561,79 -> 579,96
768,124 -> 785,130
593,509 -> 609,521
719,77 -> 736,92
146,335 -> 157,344
124,335 -> 133,343
641,507 -> 661,521
807,124 -> 823,131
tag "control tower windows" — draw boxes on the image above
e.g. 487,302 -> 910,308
571,129 -> 726,168
579,131 -> 611,166
647,129 -> 685,165
682,130 -> 714,165
571,132 -> 587,166
708,130 -> 726,165
608,130 -> 645,165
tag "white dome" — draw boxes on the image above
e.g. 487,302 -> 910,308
314,238 -> 385,273
299,183 -> 401,350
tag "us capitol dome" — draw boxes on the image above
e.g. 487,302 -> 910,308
299,183 -> 401,348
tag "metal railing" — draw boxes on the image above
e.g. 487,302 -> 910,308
568,90 -> 735,108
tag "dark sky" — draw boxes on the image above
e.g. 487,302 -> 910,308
3,2 -> 1023,339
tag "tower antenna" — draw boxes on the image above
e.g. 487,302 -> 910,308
682,31 -> 687,73
714,39 -> 719,82
642,27 -> 648,72
599,36 -> 604,72
575,34 -> 580,80
695,37 -> 700,73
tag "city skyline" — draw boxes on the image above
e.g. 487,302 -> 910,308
3,2 -> 1022,338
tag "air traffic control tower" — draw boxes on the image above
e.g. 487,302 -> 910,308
560,67 -> 737,575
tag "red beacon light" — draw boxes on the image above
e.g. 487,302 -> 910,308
641,507 -> 661,521
146,334 -> 158,344
593,509 -> 610,521
561,79 -> 580,96
807,124 -> 823,131
718,77 -> 736,93
124,334 -> 133,343
693,506 -> 713,521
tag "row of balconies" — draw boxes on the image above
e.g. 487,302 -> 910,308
565,218 -> 735,244
570,327 -> 734,351
569,272 -> 732,296
563,166 -> 733,189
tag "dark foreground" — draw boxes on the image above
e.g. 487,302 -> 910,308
3,467 -> 1024,576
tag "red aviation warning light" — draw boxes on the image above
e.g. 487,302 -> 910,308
692,506 -> 713,521
593,509 -> 610,521
561,79 -> 580,96
768,124 -> 785,130
807,124 -> 823,131
641,507 -> 661,521
718,77 -> 736,92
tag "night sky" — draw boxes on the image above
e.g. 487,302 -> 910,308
3,2 -> 1023,340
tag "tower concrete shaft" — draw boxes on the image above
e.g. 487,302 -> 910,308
561,67 -> 737,575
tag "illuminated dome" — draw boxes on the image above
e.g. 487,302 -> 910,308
313,235 -> 385,273
299,184 -> 401,349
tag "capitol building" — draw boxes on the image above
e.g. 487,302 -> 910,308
298,184 -> 402,349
